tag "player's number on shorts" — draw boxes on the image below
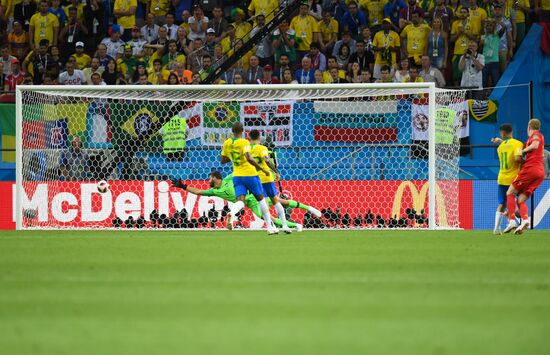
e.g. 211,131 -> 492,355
500,152 -> 508,169
230,151 -> 241,166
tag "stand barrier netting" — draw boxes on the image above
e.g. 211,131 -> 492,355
15,84 -> 466,230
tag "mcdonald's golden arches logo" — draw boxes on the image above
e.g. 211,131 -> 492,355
391,181 -> 448,226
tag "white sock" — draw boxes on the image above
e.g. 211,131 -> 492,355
258,198 -> 273,228
494,211 -> 503,231
275,202 -> 288,229
230,201 -> 245,223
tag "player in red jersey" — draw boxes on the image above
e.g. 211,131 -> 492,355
503,119 -> 545,234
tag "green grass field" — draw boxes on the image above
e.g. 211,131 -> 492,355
1,230 -> 549,355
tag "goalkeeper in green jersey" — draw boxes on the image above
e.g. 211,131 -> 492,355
171,171 -> 322,231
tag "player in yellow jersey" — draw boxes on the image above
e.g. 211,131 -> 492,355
249,129 -> 291,234
491,124 -> 523,234
221,122 -> 279,235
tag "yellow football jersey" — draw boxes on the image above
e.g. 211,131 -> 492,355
251,144 -> 275,184
497,138 -> 523,185
222,138 -> 258,177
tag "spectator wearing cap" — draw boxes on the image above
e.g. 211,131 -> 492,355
290,2 -> 320,61
113,0 -> 137,42
272,20 -> 297,66
1,46 -> 16,76
245,55 -> 264,83
14,0 -> 37,32
317,10 -> 339,55
250,14 -> 274,67
342,1 -> 367,39
204,28 -> 217,57
49,0 -> 67,28
8,22 -> 30,61
83,57 -> 104,84
209,6 -> 228,41
295,56 -> 315,84
141,13 -> 160,43
101,25 -> 126,58
188,5 -> 210,41
383,0 -> 407,28
59,6 -> 88,56
372,18 -> 400,79
150,0 -> 171,25
257,65 -> 280,84
399,0 -> 425,30
84,0 -> 105,50
4,58 -> 25,91
164,13 -> 178,40
70,42 -> 91,69
401,10 -> 431,66
231,8 -> 251,41
59,58 -> 86,85
332,31 -> 356,57
128,26 -> 147,58
306,42 -> 327,71
29,0 -> 60,50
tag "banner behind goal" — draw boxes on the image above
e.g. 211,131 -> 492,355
15,84 -> 466,230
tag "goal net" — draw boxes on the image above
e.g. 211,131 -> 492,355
15,84 -> 466,230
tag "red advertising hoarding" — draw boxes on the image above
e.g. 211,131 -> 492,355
0,180 -> 473,230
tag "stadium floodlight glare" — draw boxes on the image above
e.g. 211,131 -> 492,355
16,83 -> 465,230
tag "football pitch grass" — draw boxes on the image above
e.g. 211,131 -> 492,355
1,230 -> 549,355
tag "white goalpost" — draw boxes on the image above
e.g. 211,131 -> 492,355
15,83 -> 465,230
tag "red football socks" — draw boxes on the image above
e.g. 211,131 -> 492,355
507,194 -> 516,219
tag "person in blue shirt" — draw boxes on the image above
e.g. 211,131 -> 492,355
49,0 -> 67,27
342,1 -> 367,39
384,0 -> 407,28
295,56 -> 315,84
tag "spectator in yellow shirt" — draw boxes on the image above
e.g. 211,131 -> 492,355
372,18 -> 400,79
29,0 -> 60,49
450,7 -> 475,85
401,10 -> 431,65
114,0 -> 137,41
467,0 -> 487,39
149,0 -> 171,25
317,10 -> 339,54
248,0 -> 279,22
147,58 -> 170,84
70,41 -> 91,69
64,0 -> 85,23
360,0 -> 385,32
232,8 -> 251,41
290,3 -> 319,60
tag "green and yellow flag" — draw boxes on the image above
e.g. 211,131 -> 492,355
468,99 -> 498,122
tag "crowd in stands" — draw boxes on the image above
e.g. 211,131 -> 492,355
0,0 -> 549,95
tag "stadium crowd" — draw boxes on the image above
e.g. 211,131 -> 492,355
0,0 -> 548,93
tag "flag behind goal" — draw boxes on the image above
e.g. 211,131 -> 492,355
15,84 -> 466,230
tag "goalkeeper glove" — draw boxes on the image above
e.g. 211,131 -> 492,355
171,179 -> 187,190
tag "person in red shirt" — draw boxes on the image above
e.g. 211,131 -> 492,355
4,59 -> 25,91
504,119 -> 545,234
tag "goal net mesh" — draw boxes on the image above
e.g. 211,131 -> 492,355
17,85 -> 466,230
